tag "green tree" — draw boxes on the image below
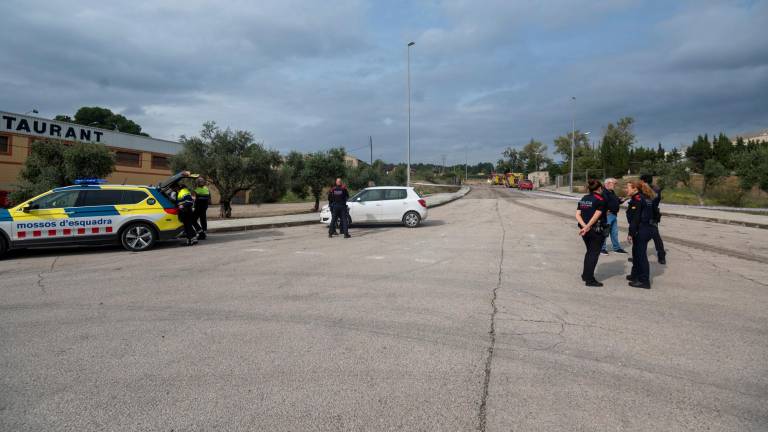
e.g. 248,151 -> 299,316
703,159 -> 728,190
249,166 -> 288,204
500,148 -> 525,172
734,143 -> 768,191
600,117 -> 635,177
712,133 -> 733,169
284,148 -> 347,211
56,106 -> 149,136
553,130 -> 592,176
520,139 -> 549,172
685,134 -> 712,172
11,140 -> 115,203
347,165 -> 382,190
171,122 -> 282,218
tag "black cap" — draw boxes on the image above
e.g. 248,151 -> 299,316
640,174 -> 653,183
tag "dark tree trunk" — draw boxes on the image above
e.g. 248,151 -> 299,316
220,200 -> 232,218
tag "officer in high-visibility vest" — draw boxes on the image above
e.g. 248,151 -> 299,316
192,177 -> 210,240
175,184 -> 198,246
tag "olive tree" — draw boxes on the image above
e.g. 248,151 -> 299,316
172,122 -> 283,218
11,140 -> 115,203
284,148 -> 347,211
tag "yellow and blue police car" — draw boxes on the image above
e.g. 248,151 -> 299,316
0,173 -> 199,258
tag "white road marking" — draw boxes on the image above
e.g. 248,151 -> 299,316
295,250 -> 322,255
244,248 -> 266,252
415,258 -> 437,264
366,256 -> 386,260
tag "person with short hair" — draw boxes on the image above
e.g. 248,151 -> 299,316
600,178 -> 628,255
575,179 -> 607,287
328,178 -> 350,238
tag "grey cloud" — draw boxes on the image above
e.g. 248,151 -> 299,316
0,0 -> 766,165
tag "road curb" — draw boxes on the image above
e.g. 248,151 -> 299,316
207,219 -> 318,233
427,186 -> 471,208
537,188 -> 768,230
660,213 -> 768,230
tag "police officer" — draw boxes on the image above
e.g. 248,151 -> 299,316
575,179 -> 607,287
192,177 -> 210,240
328,178 -> 350,238
600,178 -> 628,255
640,174 -> 666,264
625,179 -> 657,289
175,183 -> 198,246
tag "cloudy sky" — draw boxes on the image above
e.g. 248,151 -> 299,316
2,0 -> 766,164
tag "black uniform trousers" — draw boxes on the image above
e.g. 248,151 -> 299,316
329,204 -> 348,235
581,230 -> 603,282
193,199 -> 209,232
630,224 -> 656,283
652,225 -> 665,259
179,209 -> 197,239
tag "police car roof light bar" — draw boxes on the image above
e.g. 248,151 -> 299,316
73,178 -> 108,185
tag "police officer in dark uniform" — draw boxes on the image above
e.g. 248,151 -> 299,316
575,179 -> 607,287
174,183 -> 198,246
328,178 -> 350,238
625,179 -> 657,289
640,174 -> 666,264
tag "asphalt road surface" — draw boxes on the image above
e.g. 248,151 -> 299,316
1,185 -> 766,431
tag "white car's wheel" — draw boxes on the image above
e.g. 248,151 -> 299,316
402,211 -> 421,228
121,222 -> 157,252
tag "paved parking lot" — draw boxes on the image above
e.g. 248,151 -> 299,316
1,185 -> 767,431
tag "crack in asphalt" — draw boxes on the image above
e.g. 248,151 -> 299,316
36,256 -> 59,294
478,200 -> 505,432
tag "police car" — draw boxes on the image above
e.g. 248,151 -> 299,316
0,172 -> 198,258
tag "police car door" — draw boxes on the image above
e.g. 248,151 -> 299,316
11,190 -> 80,242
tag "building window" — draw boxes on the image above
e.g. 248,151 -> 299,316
0,134 -> 10,155
114,150 -> 142,167
151,154 -> 170,170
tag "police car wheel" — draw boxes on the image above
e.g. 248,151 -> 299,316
121,222 -> 157,252
0,235 -> 7,258
403,211 -> 421,228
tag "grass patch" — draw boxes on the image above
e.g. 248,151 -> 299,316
662,187 -> 702,205
414,185 -> 461,196
662,186 -> 768,208
278,191 -> 316,204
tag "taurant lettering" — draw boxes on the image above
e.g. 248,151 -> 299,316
2,115 -> 16,129
16,119 -> 30,133
2,115 -> 105,143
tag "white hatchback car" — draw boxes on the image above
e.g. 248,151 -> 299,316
320,186 -> 428,228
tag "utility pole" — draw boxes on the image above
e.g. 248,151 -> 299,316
441,154 -> 446,174
570,96 -> 576,193
369,136 -> 373,166
406,41 -> 415,186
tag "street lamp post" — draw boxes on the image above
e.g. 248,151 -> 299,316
569,96 -> 576,192
407,41 -> 415,187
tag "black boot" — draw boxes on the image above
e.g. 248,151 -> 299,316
585,280 -> 604,287
628,280 -> 651,289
